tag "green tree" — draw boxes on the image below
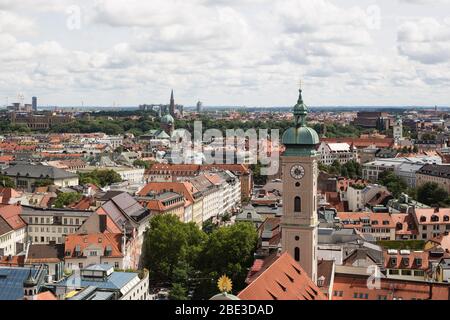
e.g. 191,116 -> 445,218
142,214 -> 207,286
133,159 -> 150,169
250,162 -> 267,185
33,179 -> 54,188
195,222 -> 258,299
53,192 -> 82,208
378,170 -> 408,198
0,175 -> 15,188
169,283 -> 188,300
416,182 -> 450,206
78,169 -> 122,188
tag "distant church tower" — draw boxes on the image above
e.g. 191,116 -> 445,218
393,115 -> 403,143
169,90 -> 176,118
281,87 -> 320,283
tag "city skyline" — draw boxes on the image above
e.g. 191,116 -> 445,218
0,0 -> 449,107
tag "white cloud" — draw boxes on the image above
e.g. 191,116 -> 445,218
0,0 -> 449,106
398,18 -> 450,64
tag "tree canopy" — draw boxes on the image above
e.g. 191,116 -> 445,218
142,215 -> 257,300
378,170 -> 408,198
78,169 -> 122,187
53,192 -> 82,208
416,182 -> 450,207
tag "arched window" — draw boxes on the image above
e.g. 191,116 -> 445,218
294,247 -> 300,262
294,197 -> 301,213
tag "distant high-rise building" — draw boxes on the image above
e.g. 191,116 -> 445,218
32,97 -> 37,111
196,101 -> 203,113
393,115 -> 403,143
169,90 -> 175,117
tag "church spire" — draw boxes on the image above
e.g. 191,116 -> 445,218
293,88 -> 308,127
169,89 -> 175,117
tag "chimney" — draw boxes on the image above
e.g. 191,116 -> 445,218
99,214 -> 107,233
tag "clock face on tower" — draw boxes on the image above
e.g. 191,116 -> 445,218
290,165 -> 305,180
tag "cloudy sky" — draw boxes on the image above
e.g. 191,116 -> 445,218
0,0 -> 449,107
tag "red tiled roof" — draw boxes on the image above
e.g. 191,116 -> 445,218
391,213 -> 418,236
0,255 -> 25,266
96,208 -> 123,233
321,137 -> 394,148
427,233 -> 450,252
35,291 -> 57,300
238,253 -> 326,300
414,208 -> 450,225
337,212 -> 395,229
138,181 -> 198,203
383,250 -> 429,270
0,204 -> 26,230
333,274 -> 450,300
64,233 -> 123,259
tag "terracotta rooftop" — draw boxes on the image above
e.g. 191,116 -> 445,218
337,212 -> 395,229
64,232 -> 123,259
0,205 -> 25,231
333,273 -> 450,300
238,252 -> 326,300
413,208 -> 450,225
383,250 -> 429,270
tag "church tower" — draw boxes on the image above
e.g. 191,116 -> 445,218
281,87 -> 320,283
169,89 -> 176,118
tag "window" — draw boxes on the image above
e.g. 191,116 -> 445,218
89,251 -> 97,256
389,269 -> 399,275
294,247 -> 300,262
294,197 -> 301,213
401,270 -> 412,276
115,262 -> 119,268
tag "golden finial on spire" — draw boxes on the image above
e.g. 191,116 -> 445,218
217,275 -> 233,294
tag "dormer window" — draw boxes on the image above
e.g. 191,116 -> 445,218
420,216 -> 426,223
444,215 -> 449,222
402,258 -> 410,266
391,258 -> 397,266
431,215 -> 439,222
415,258 -> 422,267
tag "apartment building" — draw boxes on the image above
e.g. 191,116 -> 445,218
416,164 -> 450,194
412,207 -> 450,240
336,212 -> 396,240
0,205 -> 27,256
20,206 -> 93,245
318,142 -> 356,166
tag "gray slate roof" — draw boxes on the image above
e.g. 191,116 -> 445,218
3,164 -> 78,180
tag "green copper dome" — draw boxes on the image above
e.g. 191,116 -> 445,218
161,114 -> 174,124
282,126 -> 319,145
282,88 -> 319,156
